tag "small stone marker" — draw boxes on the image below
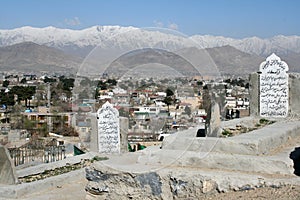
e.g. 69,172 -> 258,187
97,101 -> 120,154
259,53 -> 289,117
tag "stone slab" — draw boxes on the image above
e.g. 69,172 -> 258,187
162,120 -> 300,156
138,149 -> 293,175
0,168 -> 86,199
84,161 -> 300,199
289,73 -> 300,116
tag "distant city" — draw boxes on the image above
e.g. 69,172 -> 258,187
0,26 -> 300,199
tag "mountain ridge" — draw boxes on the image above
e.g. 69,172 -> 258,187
0,41 -> 81,73
0,26 -> 299,75
0,41 -> 299,75
1,26 -> 300,57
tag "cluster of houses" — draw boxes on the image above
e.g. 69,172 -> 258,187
0,73 -> 74,144
0,72 -> 251,151
224,86 -> 250,119
89,87 -> 204,142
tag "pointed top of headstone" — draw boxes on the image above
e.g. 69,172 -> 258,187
266,53 -> 280,62
102,101 -> 112,108
259,53 -> 289,73
97,101 -> 119,117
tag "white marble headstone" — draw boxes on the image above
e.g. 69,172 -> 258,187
259,53 -> 289,117
97,101 -> 120,154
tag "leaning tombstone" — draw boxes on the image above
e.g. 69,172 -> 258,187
0,145 -> 18,184
97,102 -> 120,154
259,53 -> 289,117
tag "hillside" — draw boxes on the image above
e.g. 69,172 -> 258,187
0,42 -> 81,72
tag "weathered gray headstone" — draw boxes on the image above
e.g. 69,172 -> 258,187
119,117 -> 129,153
249,73 -> 259,116
0,145 -> 17,185
207,102 -> 221,137
259,53 -> 289,117
89,113 -> 98,152
97,102 -> 120,154
289,73 -> 300,116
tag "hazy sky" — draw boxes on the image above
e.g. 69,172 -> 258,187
1,0 -> 299,38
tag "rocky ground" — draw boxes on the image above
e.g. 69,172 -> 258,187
16,181 -> 300,200
206,185 -> 300,200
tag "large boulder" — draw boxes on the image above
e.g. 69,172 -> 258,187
85,164 -> 218,200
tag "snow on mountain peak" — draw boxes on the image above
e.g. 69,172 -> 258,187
0,25 -> 300,56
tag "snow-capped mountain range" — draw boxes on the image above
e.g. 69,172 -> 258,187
0,26 -> 300,57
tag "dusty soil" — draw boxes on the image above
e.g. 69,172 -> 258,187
205,185 -> 300,200
11,177 -> 88,200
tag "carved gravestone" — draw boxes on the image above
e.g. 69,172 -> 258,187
97,102 -> 120,154
259,53 -> 289,117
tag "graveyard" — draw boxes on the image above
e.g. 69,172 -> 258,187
0,54 -> 300,199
